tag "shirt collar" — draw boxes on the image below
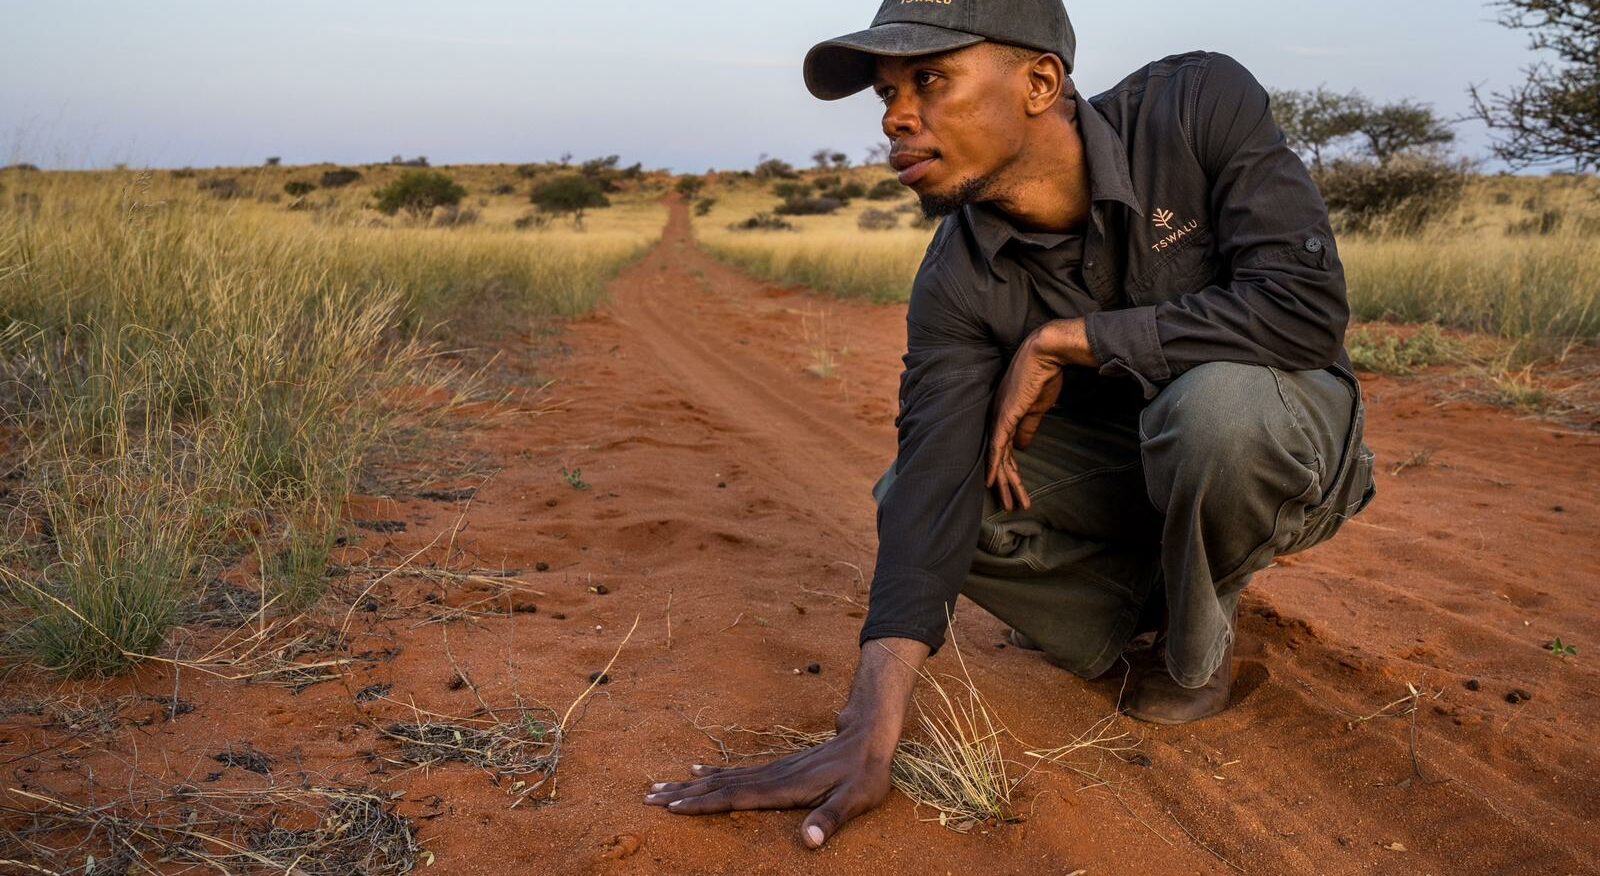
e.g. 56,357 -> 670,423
963,92 -> 1143,268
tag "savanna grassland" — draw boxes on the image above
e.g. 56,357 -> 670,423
0,162 -> 665,676
0,161 -> 1596,875
692,166 -> 1600,422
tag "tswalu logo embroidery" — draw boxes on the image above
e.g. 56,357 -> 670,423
1150,208 -> 1200,252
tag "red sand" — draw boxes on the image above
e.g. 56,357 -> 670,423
4,200 -> 1598,874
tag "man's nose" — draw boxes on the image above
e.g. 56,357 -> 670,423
881,96 -> 920,140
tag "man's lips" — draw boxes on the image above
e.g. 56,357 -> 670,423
891,152 -> 938,185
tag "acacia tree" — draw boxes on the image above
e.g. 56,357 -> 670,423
531,174 -> 610,228
1468,0 -> 1600,173
1354,98 -> 1456,163
1269,87 -> 1366,170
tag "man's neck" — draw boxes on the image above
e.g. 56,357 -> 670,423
982,109 -> 1092,234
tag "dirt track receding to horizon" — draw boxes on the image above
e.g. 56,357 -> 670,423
6,199 -> 1598,875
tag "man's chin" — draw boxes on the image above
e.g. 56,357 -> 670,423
916,176 -> 988,220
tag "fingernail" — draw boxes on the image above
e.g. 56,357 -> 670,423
691,764 -> 706,771
668,799 -> 683,808
805,825 -> 825,846
650,783 -> 666,792
644,793 -> 659,802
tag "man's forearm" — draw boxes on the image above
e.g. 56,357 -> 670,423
1030,318 -> 1098,368
836,637 -> 931,758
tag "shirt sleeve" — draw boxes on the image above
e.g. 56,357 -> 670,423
861,266 -> 1002,655
1085,53 -> 1349,396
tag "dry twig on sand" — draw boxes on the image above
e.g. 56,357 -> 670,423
0,785 -> 419,875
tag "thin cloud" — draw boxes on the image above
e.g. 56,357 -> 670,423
1283,45 -> 1347,58
321,26 -> 790,69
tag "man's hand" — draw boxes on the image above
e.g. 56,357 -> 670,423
986,319 -> 1095,511
644,637 -> 929,848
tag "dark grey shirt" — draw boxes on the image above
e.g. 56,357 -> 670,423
866,51 -> 1354,654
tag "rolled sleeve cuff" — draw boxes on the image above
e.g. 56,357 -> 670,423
1085,306 -> 1171,399
858,568 -> 956,656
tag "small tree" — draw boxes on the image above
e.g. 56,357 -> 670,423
1468,0 -> 1600,173
374,170 -> 467,219
754,156 -> 799,180
531,174 -> 610,228
676,175 -> 703,199
264,156 -> 282,166
284,180 -> 316,197
1355,99 -> 1455,164
863,142 -> 891,166
811,148 -> 834,170
1270,87 -> 1366,170
829,151 -> 850,169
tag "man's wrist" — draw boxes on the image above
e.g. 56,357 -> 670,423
1033,318 -> 1098,368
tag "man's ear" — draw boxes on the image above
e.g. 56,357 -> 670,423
1025,53 -> 1069,117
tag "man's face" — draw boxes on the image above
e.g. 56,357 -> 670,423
874,44 -> 1030,217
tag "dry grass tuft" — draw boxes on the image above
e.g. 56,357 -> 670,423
0,785 -> 419,875
713,630 -> 1144,832
377,704 -> 561,805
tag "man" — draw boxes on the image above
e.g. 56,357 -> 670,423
646,0 -> 1376,849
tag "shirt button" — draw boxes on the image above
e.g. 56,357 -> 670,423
1304,236 -> 1323,253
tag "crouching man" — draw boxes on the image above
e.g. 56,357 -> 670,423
647,0 -> 1376,849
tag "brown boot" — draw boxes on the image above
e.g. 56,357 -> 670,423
1124,635 -> 1235,725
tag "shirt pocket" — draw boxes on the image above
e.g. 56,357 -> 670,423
1131,229 -> 1218,304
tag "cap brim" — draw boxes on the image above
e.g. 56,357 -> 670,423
804,23 -> 985,101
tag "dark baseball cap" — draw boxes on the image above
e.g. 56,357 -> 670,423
804,0 -> 1076,101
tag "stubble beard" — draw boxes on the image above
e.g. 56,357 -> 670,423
917,175 -> 991,220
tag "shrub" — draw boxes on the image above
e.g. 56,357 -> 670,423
390,155 -> 429,167
431,205 -> 479,228
531,174 -> 610,227
813,174 -> 841,190
755,158 -> 799,180
857,208 -> 900,231
694,197 -> 717,217
1314,153 -> 1469,233
170,168 -> 196,179
198,177 -> 242,200
676,175 -> 704,198
283,180 -> 316,197
2,163 -> 40,172
1506,209 -> 1563,235
774,196 -> 844,216
373,170 -> 468,218
516,164 -> 542,178
728,213 -> 796,231
580,155 -> 624,192
491,182 -> 516,196
514,210 -> 553,230
1346,324 -> 1462,374
320,168 -> 362,188
264,156 -> 282,166
821,181 -> 866,202
867,179 -> 905,200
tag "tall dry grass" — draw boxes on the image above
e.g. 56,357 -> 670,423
0,168 -> 662,675
693,172 -> 1600,347
694,177 -> 928,303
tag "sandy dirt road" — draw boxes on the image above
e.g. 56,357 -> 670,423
7,199 -> 1598,875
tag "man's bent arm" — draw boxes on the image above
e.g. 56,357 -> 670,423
1086,53 -> 1349,395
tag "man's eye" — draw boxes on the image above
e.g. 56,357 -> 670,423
915,71 -> 939,88
877,88 -> 895,105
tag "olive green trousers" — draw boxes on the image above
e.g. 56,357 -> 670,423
873,362 -> 1376,688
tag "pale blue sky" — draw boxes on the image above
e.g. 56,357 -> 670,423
1,1 -> 1540,171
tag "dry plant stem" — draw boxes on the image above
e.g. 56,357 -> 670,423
1167,807 -> 1247,874
546,614 -> 641,801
